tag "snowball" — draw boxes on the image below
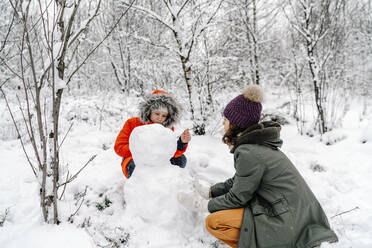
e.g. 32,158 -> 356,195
129,124 -> 177,168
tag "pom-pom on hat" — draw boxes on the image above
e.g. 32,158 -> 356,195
223,85 -> 263,128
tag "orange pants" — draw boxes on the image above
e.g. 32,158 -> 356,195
205,208 -> 244,248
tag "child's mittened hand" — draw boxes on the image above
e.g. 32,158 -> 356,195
127,160 -> 136,178
181,128 -> 191,143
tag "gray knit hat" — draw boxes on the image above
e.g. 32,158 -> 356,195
223,85 -> 263,128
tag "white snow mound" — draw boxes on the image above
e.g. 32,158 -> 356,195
129,124 -> 177,167
123,124 -> 209,247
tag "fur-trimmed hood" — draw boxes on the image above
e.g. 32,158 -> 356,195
139,90 -> 181,128
231,121 -> 283,153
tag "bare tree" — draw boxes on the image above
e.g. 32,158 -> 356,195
285,0 -> 346,134
0,0 -> 134,224
123,0 -> 225,134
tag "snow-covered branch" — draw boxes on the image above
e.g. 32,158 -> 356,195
68,0 -> 102,47
122,1 -> 175,32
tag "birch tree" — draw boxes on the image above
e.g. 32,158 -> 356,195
124,0 -> 225,134
285,0 -> 346,134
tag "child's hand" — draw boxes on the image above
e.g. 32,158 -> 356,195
181,128 -> 191,143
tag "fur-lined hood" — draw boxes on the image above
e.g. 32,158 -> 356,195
139,90 -> 181,128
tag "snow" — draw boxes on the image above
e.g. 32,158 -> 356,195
1,95 -> 372,247
361,119 -> 372,144
2,223 -> 94,248
55,77 -> 66,91
125,124 -> 209,247
129,124 -> 177,168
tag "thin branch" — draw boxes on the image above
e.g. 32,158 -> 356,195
21,1 -> 40,91
0,78 -> 11,89
67,186 -> 88,220
331,207 -> 359,219
0,88 -> 38,177
177,0 -> 192,17
129,33 -> 177,54
0,207 -> 11,227
66,0 -> 136,85
57,122 -> 74,152
16,94 -> 43,170
0,56 -> 23,80
59,170 -> 70,200
110,60 -> 124,91
0,2 -> 17,53
187,0 -> 225,59
29,0 -> 54,36
162,0 -> 175,19
57,154 -> 97,188
68,0 -> 102,47
57,0 -> 82,78
122,1 -> 174,32
36,0 -> 55,48
7,0 -> 20,18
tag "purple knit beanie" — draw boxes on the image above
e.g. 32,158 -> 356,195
223,85 -> 263,128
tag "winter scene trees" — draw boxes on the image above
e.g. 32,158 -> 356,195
0,0 -> 371,247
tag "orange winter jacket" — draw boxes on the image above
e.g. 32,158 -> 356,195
114,117 -> 188,178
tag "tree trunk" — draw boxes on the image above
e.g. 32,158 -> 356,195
252,0 -> 260,85
305,9 -> 327,134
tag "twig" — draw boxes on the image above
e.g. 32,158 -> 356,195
0,88 -> 38,177
16,94 -> 43,170
0,5 -> 16,53
68,186 -> 88,222
0,56 -> 23,80
59,170 -> 70,200
58,154 -> 97,188
68,0 -> 102,47
58,122 -> 74,152
177,0 -> 192,17
331,206 -> 359,219
0,208 -> 10,227
122,1 -> 174,31
0,78 -> 11,89
66,0 -> 136,85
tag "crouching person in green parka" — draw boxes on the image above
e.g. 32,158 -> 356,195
188,85 -> 338,248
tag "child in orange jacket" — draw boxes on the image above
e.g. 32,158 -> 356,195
114,90 -> 191,178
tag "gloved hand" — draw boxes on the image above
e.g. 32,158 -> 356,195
170,154 -> 187,168
177,192 -> 209,212
122,157 -> 136,179
126,159 -> 135,178
193,179 -> 211,199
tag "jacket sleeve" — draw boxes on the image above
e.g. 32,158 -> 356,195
114,119 -> 133,158
210,177 -> 235,198
173,137 -> 188,158
208,146 -> 264,213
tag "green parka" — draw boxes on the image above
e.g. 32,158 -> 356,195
208,122 -> 338,248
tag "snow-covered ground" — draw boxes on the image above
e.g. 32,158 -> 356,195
1,95 -> 372,248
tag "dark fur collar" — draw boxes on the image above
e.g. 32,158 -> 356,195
231,121 -> 282,152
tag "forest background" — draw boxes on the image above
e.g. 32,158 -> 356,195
0,0 -> 371,247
